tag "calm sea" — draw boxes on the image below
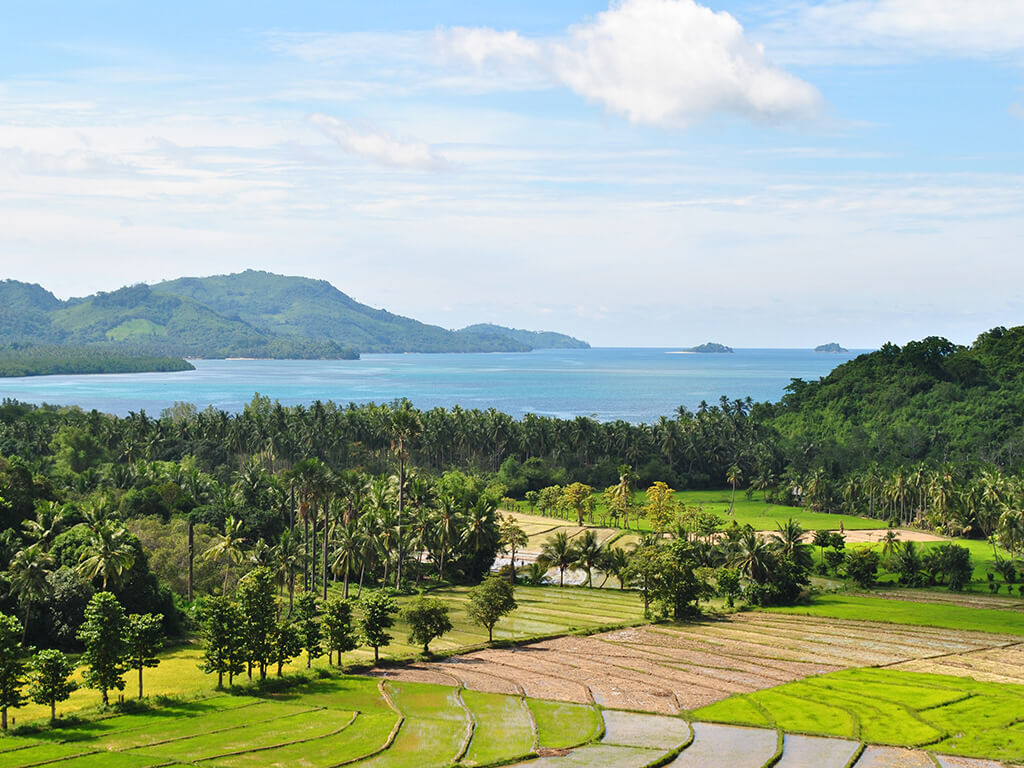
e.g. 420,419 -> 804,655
0,348 -> 863,423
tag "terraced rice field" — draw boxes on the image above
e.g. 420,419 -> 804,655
371,612 -> 1019,712
891,641 -> 1024,684
1,672 -> 1017,767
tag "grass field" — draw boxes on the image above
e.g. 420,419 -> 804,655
692,667 -> 1024,763
843,536 -> 1018,588
7,585 -> 645,726
764,594 -> 1024,635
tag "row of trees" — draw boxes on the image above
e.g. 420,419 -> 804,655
0,592 -> 163,728
198,568 -> 519,686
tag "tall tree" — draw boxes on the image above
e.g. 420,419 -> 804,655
237,567 -> 277,680
293,591 -> 322,668
466,578 -> 517,642
27,649 -> 77,725
0,613 -> 26,730
498,516 -> 528,584
388,402 -> 423,589
8,544 -> 52,643
322,598 -> 358,666
403,597 -> 452,655
359,592 -> 397,664
78,592 -> 127,707
539,531 -> 577,587
199,596 -> 244,688
124,613 -> 163,699
77,523 -> 136,591
202,515 -> 246,594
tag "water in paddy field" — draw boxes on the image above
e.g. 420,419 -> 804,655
0,347 -> 864,423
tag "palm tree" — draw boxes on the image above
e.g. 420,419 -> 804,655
498,516 -> 529,584
597,546 -> 630,589
539,532 -> 577,587
726,464 -> 743,519
771,518 -> 812,570
330,519 -> 363,598
732,529 -> 774,582
78,523 -> 136,590
21,502 -> 70,552
572,530 -> 602,587
203,515 -> 246,593
275,529 -> 303,613
388,401 -> 423,588
8,544 -> 53,642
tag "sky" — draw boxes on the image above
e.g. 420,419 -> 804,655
0,0 -> 1022,348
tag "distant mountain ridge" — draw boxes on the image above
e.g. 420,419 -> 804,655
0,271 -> 588,359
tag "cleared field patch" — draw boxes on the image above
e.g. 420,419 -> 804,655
667,722 -> 777,768
600,710 -> 690,750
693,668 -> 1024,763
384,612 -> 1017,714
892,643 -> 1024,685
461,690 -> 535,766
775,734 -> 858,768
510,744 -> 659,768
527,699 -> 602,750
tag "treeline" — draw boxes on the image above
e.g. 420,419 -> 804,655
0,346 -> 194,378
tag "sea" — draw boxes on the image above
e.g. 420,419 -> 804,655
0,348 -> 863,424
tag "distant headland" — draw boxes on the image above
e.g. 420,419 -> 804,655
814,342 -> 849,353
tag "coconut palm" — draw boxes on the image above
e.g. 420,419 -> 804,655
731,529 -> 775,583
572,530 -> 602,587
597,546 -> 630,589
8,544 -> 53,642
498,516 -> 529,584
77,523 -> 136,590
539,531 -> 578,587
202,515 -> 246,593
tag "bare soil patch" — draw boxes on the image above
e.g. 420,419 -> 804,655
380,614 -> 1018,714
890,643 -> 1024,685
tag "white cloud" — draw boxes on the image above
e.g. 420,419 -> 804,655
442,0 -> 821,127
766,0 -> 1024,61
310,113 -> 448,170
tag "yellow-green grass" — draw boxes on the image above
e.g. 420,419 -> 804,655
517,489 -> 880,535
763,594 -> 1024,635
328,584 -> 646,662
10,585 -> 644,725
693,668 -> 1024,762
526,699 -> 602,750
461,690 -> 535,766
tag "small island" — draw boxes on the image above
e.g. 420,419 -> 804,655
814,342 -> 849,353
689,342 -> 734,354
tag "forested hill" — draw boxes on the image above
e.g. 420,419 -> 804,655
762,327 -> 1024,470
0,272 -> 588,360
157,271 -> 588,354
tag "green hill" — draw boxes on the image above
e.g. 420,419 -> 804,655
456,323 -> 588,350
0,272 -> 587,361
763,327 -> 1024,469
156,270 -> 585,353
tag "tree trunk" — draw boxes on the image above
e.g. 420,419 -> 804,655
2,706 -> 7,730
397,450 -> 405,588
218,670 -> 223,688
138,666 -> 144,699
187,518 -> 194,602
50,701 -> 55,724
311,503 -> 317,590
322,509 -> 329,601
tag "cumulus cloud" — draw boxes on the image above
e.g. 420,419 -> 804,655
442,0 -> 821,128
310,114 -> 448,171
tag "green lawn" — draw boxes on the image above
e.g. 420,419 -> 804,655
512,488 -> 882,534
762,594 -> 1024,635
693,667 -> 1024,763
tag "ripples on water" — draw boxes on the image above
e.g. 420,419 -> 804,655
0,348 -> 863,423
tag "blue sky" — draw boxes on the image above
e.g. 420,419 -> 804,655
1,0 -> 1022,347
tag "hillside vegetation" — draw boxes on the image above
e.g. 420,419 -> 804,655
762,327 -> 1024,470
0,271 -> 588,362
